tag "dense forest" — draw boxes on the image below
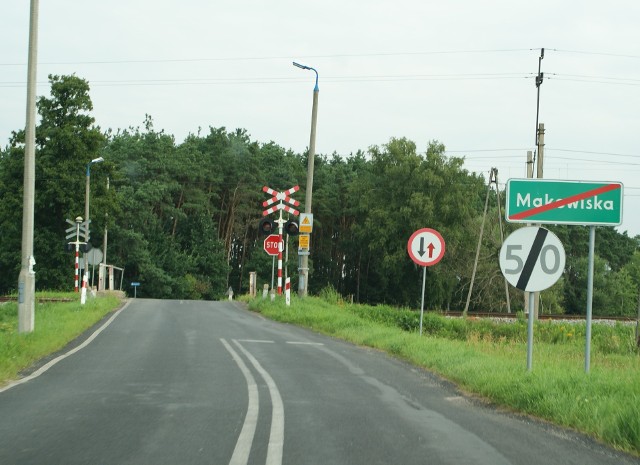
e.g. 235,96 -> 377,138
1,75 -> 639,315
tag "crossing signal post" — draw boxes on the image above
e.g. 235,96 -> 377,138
261,185 -> 300,295
65,216 -> 91,294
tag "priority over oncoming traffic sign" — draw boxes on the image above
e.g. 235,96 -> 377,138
407,228 -> 445,267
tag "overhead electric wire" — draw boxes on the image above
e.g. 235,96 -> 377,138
0,48 -> 534,67
0,72 -> 535,88
550,48 -> 640,59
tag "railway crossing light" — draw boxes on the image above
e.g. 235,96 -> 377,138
284,220 -> 299,236
259,218 -> 276,235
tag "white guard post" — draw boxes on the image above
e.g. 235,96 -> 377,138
80,272 -> 88,305
285,278 -> 291,306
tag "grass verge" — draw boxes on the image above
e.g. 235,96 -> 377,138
0,293 -> 123,385
248,295 -> 640,456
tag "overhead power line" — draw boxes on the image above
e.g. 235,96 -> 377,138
550,48 -> 640,59
0,73 -> 535,88
0,48 -> 534,67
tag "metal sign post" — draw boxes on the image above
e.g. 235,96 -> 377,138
585,226 -> 595,373
131,282 -> 140,298
499,226 -> 565,371
407,228 -> 446,335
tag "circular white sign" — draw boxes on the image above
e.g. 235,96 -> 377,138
85,248 -> 103,265
499,226 -> 565,292
407,228 -> 445,267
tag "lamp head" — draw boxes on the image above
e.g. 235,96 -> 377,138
292,62 -> 319,91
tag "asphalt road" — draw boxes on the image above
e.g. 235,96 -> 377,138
0,299 -> 637,465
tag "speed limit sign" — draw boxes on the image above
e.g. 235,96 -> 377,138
499,226 -> 565,292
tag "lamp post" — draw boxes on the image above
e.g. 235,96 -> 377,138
84,156 -> 104,288
17,0 -> 39,333
293,62 -> 319,298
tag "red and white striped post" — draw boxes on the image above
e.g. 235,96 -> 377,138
285,277 -> 291,306
74,243 -> 80,292
278,212 -> 284,295
80,272 -> 88,305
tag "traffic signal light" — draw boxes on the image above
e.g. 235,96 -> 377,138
259,218 -> 276,235
65,242 -> 74,252
79,242 -> 92,253
284,220 -> 299,236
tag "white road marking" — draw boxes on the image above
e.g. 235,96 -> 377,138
220,339 -> 260,465
233,339 -> 285,465
286,341 -> 324,346
0,301 -> 131,394
237,339 -> 275,344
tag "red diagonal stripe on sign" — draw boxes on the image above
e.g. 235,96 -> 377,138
509,183 -> 621,221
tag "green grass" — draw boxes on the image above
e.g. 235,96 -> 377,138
248,295 -> 640,456
0,293 -> 122,384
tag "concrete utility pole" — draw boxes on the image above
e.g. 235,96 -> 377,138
102,177 -> 109,278
536,123 -> 545,180
18,0 -> 40,333
533,123 -> 545,318
524,151 -> 534,316
293,62 -> 319,298
84,157 -> 103,288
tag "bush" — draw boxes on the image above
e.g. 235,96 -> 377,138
318,285 -> 342,304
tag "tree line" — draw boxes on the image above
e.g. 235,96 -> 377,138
1,75 -> 639,315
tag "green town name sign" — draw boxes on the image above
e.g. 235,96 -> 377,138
506,179 -> 623,226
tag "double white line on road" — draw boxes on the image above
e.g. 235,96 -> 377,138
221,338 -> 284,465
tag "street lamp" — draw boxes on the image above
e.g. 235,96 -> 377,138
17,0 -> 40,333
293,62 -> 319,297
84,156 -> 104,288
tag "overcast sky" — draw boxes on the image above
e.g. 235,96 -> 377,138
2,1 -> 639,236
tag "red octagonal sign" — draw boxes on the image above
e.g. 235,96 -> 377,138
263,234 -> 282,256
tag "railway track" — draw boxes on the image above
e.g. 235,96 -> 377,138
442,311 -> 636,323
0,296 -> 74,303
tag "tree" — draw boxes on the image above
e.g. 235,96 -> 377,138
0,75 -> 105,293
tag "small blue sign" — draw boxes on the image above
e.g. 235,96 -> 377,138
131,282 -> 140,287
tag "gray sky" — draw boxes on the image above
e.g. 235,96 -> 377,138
2,1 -> 639,236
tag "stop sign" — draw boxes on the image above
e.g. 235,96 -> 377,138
263,234 -> 282,256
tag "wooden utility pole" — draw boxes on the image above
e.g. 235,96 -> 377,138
494,169 -> 511,313
464,168 -> 510,315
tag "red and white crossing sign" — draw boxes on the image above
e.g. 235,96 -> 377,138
407,228 -> 445,267
263,234 -> 282,256
262,185 -> 300,216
